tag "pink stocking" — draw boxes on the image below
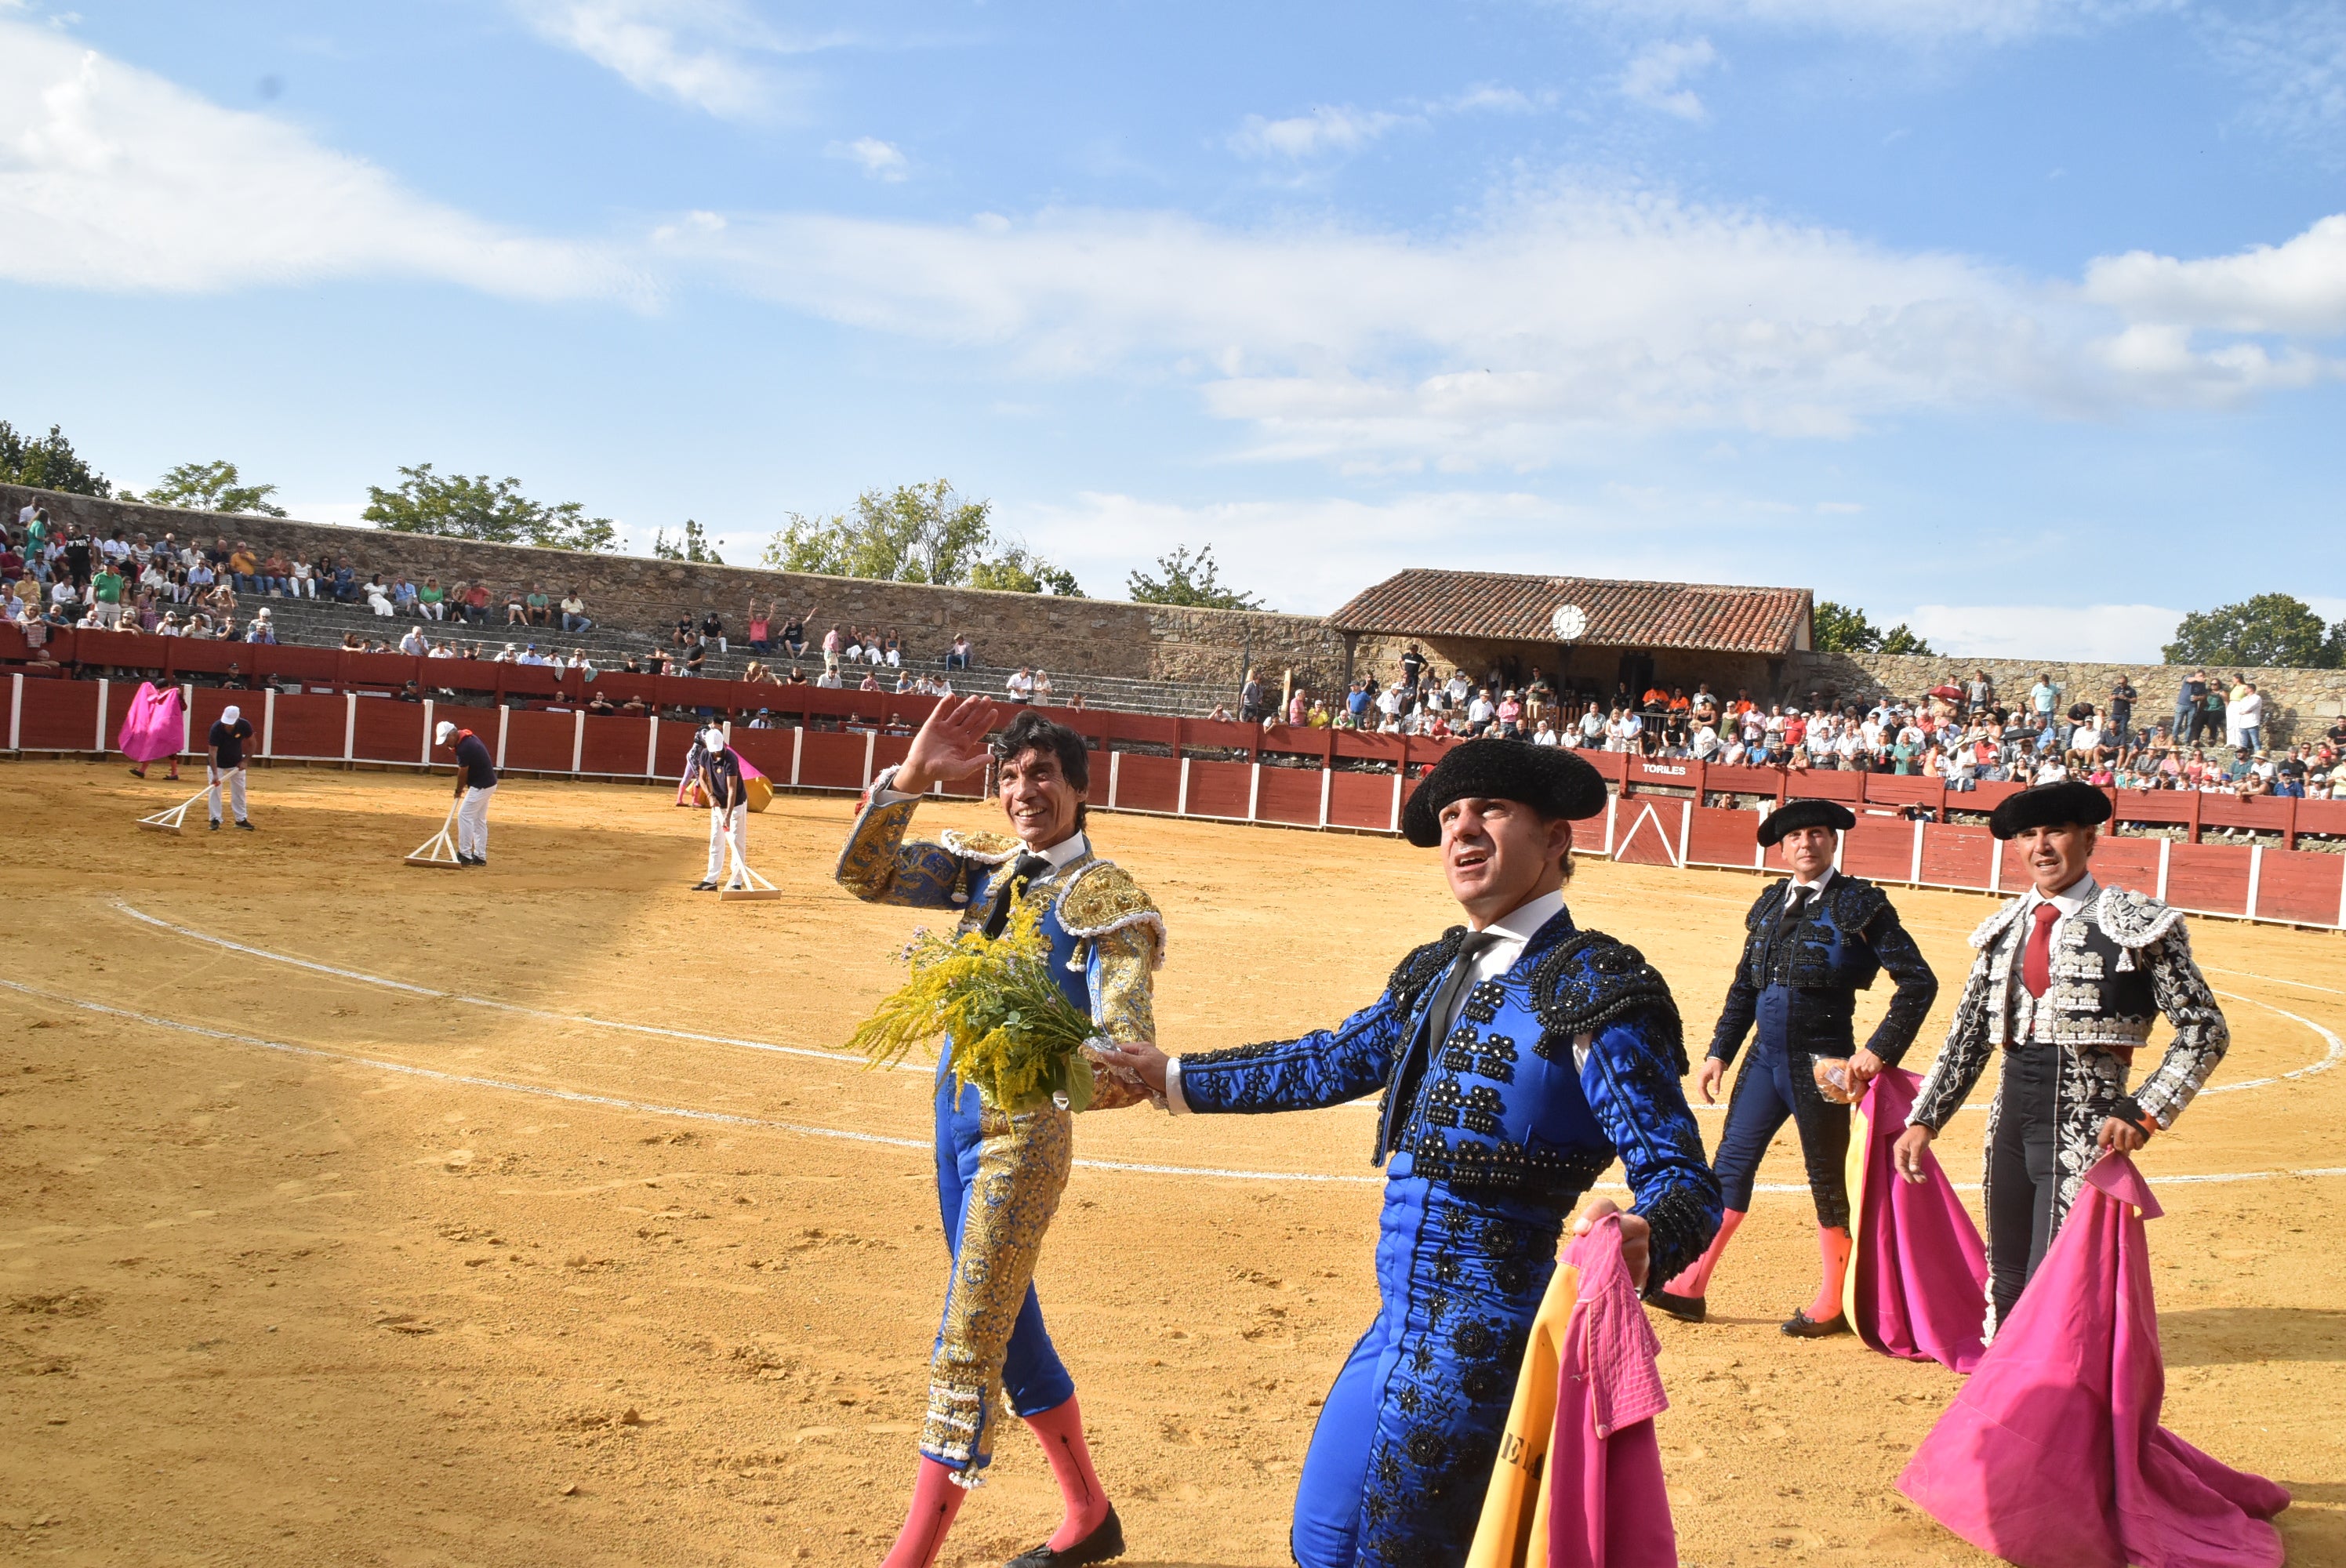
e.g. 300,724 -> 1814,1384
1808,1225 -> 1853,1322
1024,1395 -> 1112,1550
879,1457 -> 968,1568
1663,1207 -> 1745,1299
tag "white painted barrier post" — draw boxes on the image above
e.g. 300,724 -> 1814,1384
2156,838 -> 2172,902
1910,821 -> 1926,884
1388,772 -> 1402,833
789,726 -> 803,787
343,691 -> 358,763
420,699 -> 436,765
1318,766 -> 1331,828
494,706 -> 510,771
6,673 -> 18,751
262,689 -> 278,758
94,678 -> 109,753
1178,757 -> 1192,817
2246,845 -> 2264,921
644,715 -> 659,779
862,731 -> 876,788
1108,751 -> 1122,810
1677,800 -> 1692,866
1247,762 -> 1261,822
571,710 -> 586,774
180,684 -> 194,757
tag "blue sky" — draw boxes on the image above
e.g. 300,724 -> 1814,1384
4,0 -> 2341,659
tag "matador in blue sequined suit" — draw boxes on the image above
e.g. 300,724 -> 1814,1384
1146,743 -> 1720,1568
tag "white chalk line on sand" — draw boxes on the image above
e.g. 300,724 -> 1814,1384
111,901 -> 931,1077
13,975 -> 2346,1196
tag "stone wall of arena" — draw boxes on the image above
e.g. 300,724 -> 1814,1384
13,482 -> 2341,737
1,484 -> 1349,698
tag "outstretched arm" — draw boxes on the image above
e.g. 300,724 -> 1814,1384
1106,991 -> 1404,1115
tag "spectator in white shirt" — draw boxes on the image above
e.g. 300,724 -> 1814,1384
1691,721 -> 1720,760
1005,667 -> 1036,703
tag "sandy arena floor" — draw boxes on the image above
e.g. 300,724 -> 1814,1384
0,760 -> 2340,1568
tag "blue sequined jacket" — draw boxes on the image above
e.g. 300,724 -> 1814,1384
1175,908 -> 1722,1290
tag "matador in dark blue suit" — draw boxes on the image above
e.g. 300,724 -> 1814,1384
1655,797 -> 1937,1335
1116,742 -> 1720,1568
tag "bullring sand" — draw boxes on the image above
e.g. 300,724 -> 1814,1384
1,762 -> 2340,1567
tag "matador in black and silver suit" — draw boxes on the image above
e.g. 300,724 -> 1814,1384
1904,780 -> 2228,1338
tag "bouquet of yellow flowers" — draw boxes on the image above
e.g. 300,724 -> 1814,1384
851,899 -> 1099,1113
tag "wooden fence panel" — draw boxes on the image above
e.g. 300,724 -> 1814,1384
2162,843 -> 2248,915
1113,754 -> 1180,814
1184,759 -> 1252,819
1256,766 -> 1322,826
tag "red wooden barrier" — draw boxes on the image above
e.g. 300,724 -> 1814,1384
7,673 -> 2337,930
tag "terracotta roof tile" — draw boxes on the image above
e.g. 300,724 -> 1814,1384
1329,569 -> 1811,656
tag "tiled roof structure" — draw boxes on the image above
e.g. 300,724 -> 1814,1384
1330,569 -> 1812,655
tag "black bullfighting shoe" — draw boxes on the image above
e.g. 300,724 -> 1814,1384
1781,1308 -> 1850,1338
1005,1507 -> 1125,1568
1650,1289 -> 1706,1323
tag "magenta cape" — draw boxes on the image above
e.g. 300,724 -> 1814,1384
1898,1155 -> 2289,1568
115,681 -> 185,764
1465,1218 -> 1676,1568
1844,1065 -> 1989,1373
675,750 -> 767,805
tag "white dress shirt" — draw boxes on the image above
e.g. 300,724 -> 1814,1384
1168,885 -> 1571,1114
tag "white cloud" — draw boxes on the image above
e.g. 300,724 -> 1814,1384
660,185 -> 2346,466
1563,0 -> 2167,45
1890,602 -> 2184,662
1621,38 -> 1718,120
0,21 -> 637,298
510,0 -> 799,121
2083,213 -> 2346,337
827,136 -> 909,181
2207,2 -> 2346,150
1226,105 -> 1413,162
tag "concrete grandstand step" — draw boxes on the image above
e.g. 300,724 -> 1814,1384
232,593 -> 1237,717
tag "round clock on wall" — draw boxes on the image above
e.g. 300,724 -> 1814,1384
1549,604 -> 1587,641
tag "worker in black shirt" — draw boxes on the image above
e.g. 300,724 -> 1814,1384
206,703 -> 256,831
692,725 -> 748,891
434,719 -> 499,866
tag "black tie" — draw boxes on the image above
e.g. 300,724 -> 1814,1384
981,854 -> 1052,939
1778,886 -> 1813,934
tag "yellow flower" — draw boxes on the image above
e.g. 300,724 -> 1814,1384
849,899 -> 1095,1112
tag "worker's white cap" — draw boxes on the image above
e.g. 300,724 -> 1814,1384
700,726 -> 727,752
434,720 -> 456,745
220,704 -> 241,725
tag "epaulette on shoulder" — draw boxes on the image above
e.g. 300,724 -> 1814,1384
1530,930 -> 1687,1076
2096,885 -> 2186,949
1388,927 -> 1467,1017
1970,898 -> 2029,950
1830,875 -> 1890,930
939,828 -> 1022,865
1055,862 -> 1166,966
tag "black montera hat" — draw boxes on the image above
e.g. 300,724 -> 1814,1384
1757,797 -> 1857,847
1989,780 -> 2113,840
1400,739 -> 1608,848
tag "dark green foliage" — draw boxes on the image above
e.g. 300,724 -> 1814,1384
364,463 -> 616,554
2162,593 -> 2337,670
1124,544 -> 1262,610
0,422 -> 111,497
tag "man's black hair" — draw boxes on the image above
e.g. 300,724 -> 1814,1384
993,709 -> 1091,829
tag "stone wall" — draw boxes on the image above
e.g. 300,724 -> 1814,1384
2,483 -> 1345,695
1786,651 -> 2346,747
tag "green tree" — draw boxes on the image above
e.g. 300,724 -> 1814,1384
364,463 -> 616,554
966,545 -> 1084,597
0,421 -> 111,496
760,479 -> 1080,593
125,459 -> 288,517
2162,593 -> 2334,670
1810,599 -> 1934,656
1124,544 -> 1262,610
653,517 -> 724,564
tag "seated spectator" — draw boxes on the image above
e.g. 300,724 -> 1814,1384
684,644 -> 707,676
586,690 -> 616,716
289,557 -> 316,598
779,605 -> 812,658
220,662 -> 249,690
859,670 -> 881,692
1066,692 -> 1087,710
507,589 -> 529,626
393,577 -> 419,615
332,559 -> 358,603
463,580 -> 492,624
787,665 -> 809,685
1532,717 -> 1560,746
364,575 -> 394,616
526,585 -> 551,626
703,609 -> 726,653
945,632 -> 971,670
815,664 -> 842,689
418,577 -> 445,620
1207,702 -> 1232,722
398,624 -> 429,657
246,608 -> 278,645
883,630 -> 902,667
561,590 -> 591,633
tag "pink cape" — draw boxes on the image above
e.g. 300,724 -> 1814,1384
115,681 -> 185,764
1844,1066 -> 1989,1373
675,750 -> 766,805
1544,1219 -> 1676,1568
1898,1155 -> 2289,1568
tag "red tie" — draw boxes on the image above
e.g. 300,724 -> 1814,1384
2022,902 -> 2060,998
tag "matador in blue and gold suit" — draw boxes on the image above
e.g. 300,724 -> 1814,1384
836,760 -> 1161,1483
1162,742 -> 1720,1568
